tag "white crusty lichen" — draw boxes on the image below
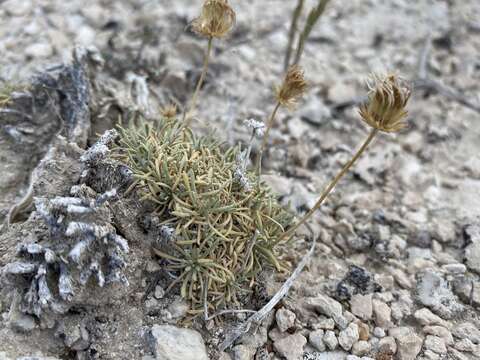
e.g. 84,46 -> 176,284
1,182 -> 129,319
80,129 -> 118,165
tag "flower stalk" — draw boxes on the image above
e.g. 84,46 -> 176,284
256,102 -> 281,179
280,128 -> 379,241
281,73 -> 411,241
184,37 -> 213,125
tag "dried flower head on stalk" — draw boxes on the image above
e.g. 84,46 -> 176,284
192,0 -> 236,38
281,73 -> 412,241
275,65 -> 308,110
359,73 -> 412,133
161,103 -> 178,119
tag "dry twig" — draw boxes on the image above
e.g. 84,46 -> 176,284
219,235 -> 316,351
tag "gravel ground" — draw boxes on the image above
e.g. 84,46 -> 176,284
1,0 -> 480,359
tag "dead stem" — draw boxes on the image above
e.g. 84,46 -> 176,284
280,128 -> 379,241
284,0 -> 305,71
184,37 -> 214,126
256,102 -> 281,180
220,234 -> 316,350
293,0 -> 331,66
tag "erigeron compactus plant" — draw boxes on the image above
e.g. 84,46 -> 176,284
114,0 -> 412,316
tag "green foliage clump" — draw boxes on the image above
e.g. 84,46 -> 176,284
114,117 -> 293,312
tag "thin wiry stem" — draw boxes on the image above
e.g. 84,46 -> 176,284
184,37 -> 214,126
220,234 -> 316,351
284,0 -> 305,71
280,128 -> 379,241
256,102 -> 281,180
293,0 -> 331,66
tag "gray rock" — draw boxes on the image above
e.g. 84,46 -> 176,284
441,263 -> 466,274
346,356 -> 361,360
373,327 -> 385,338
372,300 -> 392,328
414,308 -> 450,328
276,308 -> 296,333
423,326 -> 453,345
219,352 -> 233,360
338,323 -> 359,351
389,327 -> 423,360
154,286 -> 165,299
464,224 -> 480,273
416,270 -> 462,319
378,336 -> 397,355
314,317 -> 335,330
149,325 -> 208,360
423,349 -> 440,360
452,276 -> 480,307
350,294 -> 373,321
424,335 -> 447,354
232,344 -> 256,360
25,43 -> 53,58
145,260 -> 161,273
306,295 -> 348,329
61,323 -> 90,351
269,327 -> 289,342
16,357 -> 61,360
9,313 -> 36,333
306,351 -> 347,360
389,268 -> 413,289
447,348 -> 473,360
273,333 -> 306,360
351,340 -> 371,356
166,298 -> 189,319
309,330 -> 325,352
390,292 -> 413,321
454,338 -> 478,353
451,322 -> 480,344
323,330 -> 338,351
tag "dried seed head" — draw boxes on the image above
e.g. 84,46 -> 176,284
275,65 -> 308,110
192,0 -> 236,38
161,103 -> 178,119
359,73 -> 412,133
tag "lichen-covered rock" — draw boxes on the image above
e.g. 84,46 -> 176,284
416,269 -> 462,319
0,130 -> 133,323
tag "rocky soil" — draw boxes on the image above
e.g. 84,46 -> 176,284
1,0 -> 480,360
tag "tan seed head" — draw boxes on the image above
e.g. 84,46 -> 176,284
275,65 -> 308,110
192,0 -> 236,38
161,103 -> 178,119
359,73 -> 412,133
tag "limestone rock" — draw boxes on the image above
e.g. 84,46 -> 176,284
372,300 -> 392,328
389,327 -> 423,360
306,295 -> 348,329
309,330 -> 325,352
276,308 -> 296,333
338,323 -> 359,351
350,294 -> 373,321
149,325 -> 208,360
424,335 -> 447,354
323,330 -> 339,351
273,333 -> 307,360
